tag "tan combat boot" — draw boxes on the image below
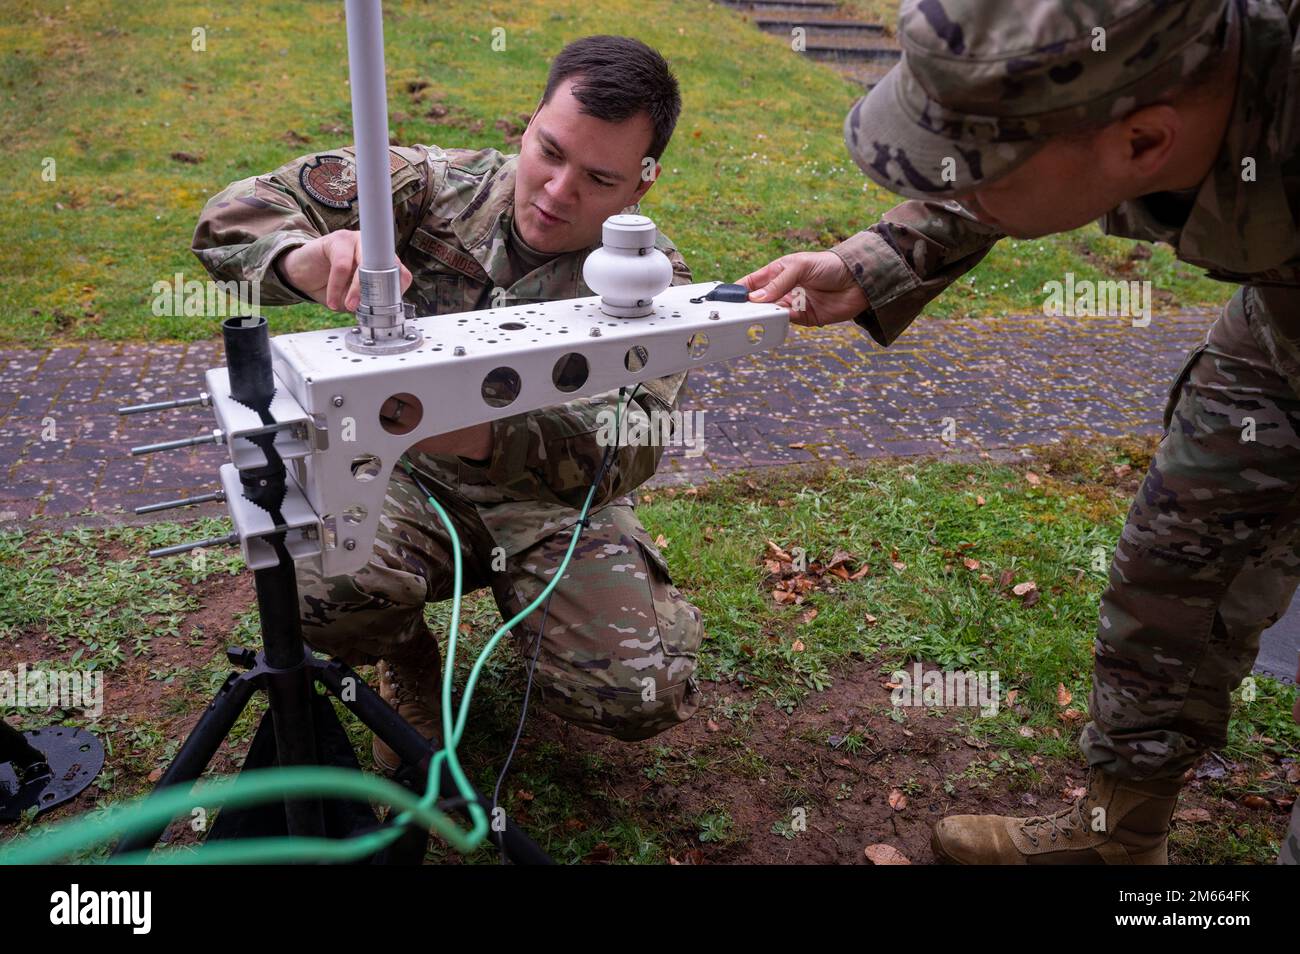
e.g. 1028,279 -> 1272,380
371,635 -> 442,775
931,770 -> 1183,864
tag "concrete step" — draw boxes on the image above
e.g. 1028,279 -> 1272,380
837,60 -> 896,90
720,0 -> 840,12
796,38 -> 902,62
754,17 -> 887,35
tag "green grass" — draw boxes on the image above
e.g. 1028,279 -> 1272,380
0,519 -> 243,671
0,0 -> 1227,343
3,442 -> 1294,862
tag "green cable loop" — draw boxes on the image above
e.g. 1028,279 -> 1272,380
0,391 -> 632,865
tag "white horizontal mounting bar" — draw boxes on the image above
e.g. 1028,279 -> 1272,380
257,280 -> 787,575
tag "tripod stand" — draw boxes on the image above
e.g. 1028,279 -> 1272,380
111,316 -> 549,863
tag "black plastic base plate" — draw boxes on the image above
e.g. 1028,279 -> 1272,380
0,725 -> 105,823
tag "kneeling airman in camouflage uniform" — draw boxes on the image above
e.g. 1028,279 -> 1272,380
192,36 -> 704,771
743,0 -> 1300,864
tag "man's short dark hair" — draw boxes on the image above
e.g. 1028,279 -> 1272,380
541,35 -> 682,161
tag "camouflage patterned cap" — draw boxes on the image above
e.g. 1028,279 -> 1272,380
844,0 -> 1236,200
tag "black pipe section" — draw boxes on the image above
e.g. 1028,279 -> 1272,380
222,315 -> 275,414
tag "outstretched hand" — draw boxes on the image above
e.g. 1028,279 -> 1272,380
737,250 -> 869,328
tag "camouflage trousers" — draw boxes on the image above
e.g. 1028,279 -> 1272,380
297,461 -> 704,742
1081,285 -> 1300,811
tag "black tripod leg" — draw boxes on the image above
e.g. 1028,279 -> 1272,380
253,545 -> 327,839
110,669 -> 259,856
314,658 -> 553,865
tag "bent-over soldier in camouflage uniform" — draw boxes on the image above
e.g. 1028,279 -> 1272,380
742,0 -> 1300,863
191,36 -> 704,771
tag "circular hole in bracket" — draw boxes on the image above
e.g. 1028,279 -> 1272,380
687,332 -> 710,359
498,321 -> 527,331
482,366 -> 522,408
624,345 -> 649,372
379,392 -> 424,436
343,505 -> 367,525
350,453 -> 383,482
746,323 -> 765,345
552,353 -> 589,392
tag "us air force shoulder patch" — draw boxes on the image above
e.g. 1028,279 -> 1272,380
300,155 -> 358,209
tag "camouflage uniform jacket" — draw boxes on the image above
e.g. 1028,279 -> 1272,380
832,0 -> 1300,377
192,144 -> 692,555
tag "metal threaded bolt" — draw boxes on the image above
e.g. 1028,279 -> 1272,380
454,346 -> 466,356
589,328 -> 602,337
332,395 -> 344,408
343,539 -> 356,551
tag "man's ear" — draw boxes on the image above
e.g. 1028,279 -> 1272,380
522,94 -> 545,135
1113,104 -> 1181,178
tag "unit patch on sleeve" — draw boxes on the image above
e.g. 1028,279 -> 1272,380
300,155 -> 359,209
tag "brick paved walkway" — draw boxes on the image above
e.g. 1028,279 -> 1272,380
0,311 -> 1213,522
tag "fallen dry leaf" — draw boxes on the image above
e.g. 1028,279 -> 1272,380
1026,471 -> 1042,486
1014,581 -> 1039,598
888,789 -> 908,811
975,495 -> 986,506
963,557 -> 981,571
1060,708 -> 1084,723
765,539 -> 793,563
584,843 -> 615,863
1056,683 -> 1073,706
1174,807 -> 1212,824
654,534 -> 669,548
864,613 -> 878,626
792,638 -> 806,652
864,843 -> 911,865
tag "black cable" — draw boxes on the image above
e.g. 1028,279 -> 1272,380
490,384 -> 641,863
399,388 -> 643,863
